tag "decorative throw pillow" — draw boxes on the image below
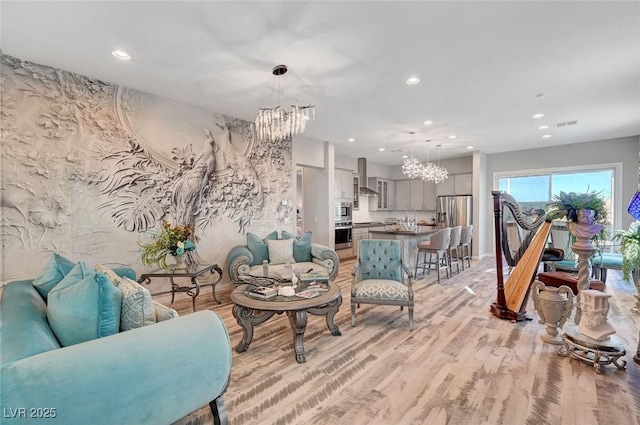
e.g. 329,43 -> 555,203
267,238 -> 295,265
32,253 -> 76,300
47,264 -> 122,347
246,231 -> 279,266
97,264 -> 157,331
117,277 -> 157,331
282,231 -> 313,262
153,300 -> 179,322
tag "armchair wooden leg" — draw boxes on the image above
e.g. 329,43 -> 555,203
409,306 -> 414,331
351,299 -> 356,327
209,395 -> 228,425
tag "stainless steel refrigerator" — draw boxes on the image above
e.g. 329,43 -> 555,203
436,195 -> 473,227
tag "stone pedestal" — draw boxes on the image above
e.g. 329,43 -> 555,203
578,289 -> 615,341
568,221 -> 601,325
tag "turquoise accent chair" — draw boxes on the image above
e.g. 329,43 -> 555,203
351,239 -> 414,330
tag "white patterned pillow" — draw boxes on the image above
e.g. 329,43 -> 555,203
117,277 -> 157,331
153,300 -> 179,322
267,238 -> 294,265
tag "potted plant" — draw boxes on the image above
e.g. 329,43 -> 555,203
547,190 -> 608,244
139,220 -> 197,269
611,225 -> 640,281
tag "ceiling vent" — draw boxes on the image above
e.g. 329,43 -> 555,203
554,120 -> 578,128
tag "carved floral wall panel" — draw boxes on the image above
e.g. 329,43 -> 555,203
0,54 -> 293,283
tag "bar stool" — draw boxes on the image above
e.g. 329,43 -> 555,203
447,226 -> 462,275
459,225 -> 473,270
415,227 -> 451,284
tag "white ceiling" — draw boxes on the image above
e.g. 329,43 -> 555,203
2,1 -> 639,165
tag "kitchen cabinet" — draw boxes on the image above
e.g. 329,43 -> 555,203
409,180 -> 424,210
353,227 -> 369,258
395,179 -> 437,211
423,181 -> 437,210
436,173 -> 472,196
368,178 -> 393,211
335,170 -> 354,200
395,180 -> 410,210
353,176 -> 360,210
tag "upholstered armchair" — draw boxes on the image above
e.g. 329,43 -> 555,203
351,239 -> 414,330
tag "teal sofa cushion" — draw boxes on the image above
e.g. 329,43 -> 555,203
246,231 -> 278,266
0,280 -> 61,364
31,253 -> 76,300
282,231 -> 313,262
47,263 -> 122,346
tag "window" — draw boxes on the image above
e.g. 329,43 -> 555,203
495,164 -> 621,235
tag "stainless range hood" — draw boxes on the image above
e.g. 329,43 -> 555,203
357,157 -> 379,197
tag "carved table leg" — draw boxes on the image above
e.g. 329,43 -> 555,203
325,296 -> 343,336
210,265 -> 223,304
232,305 -> 276,353
287,310 -> 308,363
187,276 -> 201,312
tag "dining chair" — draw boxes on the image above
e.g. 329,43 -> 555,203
447,226 -> 463,275
459,225 -> 473,269
352,239 -> 414,330
415,227 -> 451,283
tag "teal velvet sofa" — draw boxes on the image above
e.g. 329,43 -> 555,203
226,230 -> 339,283
0,266 -> 232,425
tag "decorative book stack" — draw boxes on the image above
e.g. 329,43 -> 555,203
247,286 -> 278,299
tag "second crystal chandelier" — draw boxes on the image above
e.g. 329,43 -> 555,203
402,133 -> 449,183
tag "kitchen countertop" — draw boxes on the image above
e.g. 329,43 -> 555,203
369,228 -> 438,236
353,222 -> 387,228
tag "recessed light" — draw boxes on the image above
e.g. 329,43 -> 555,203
378,148 -> 386,152
405,76 -> 420,85
448,135 -> 457,140
402,155 -> 408,159
466,146 -> 474,150
536,92 -> 548,98
532,113 -> 545,119
347,138 -> 355,142
112,50 -> 131,60
542,134 -> 552,139
538,125 -> 549,130
423,120 -> 433,126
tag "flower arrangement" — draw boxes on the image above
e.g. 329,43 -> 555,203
139,221 -> 197,268
546,190 -> 608,224
612,225 -> 640,281
546,190 -> 609,245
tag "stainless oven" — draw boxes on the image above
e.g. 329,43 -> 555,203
335,202 -> 353,222
335,221 -> 353,250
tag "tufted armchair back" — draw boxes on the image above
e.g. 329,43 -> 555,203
358,239 -> 403,282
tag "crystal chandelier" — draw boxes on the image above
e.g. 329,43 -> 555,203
402,132 -> 424,179
421,141 -> 449,184
255,65 -> 315,142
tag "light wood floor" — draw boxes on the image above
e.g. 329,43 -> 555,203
164,257 -> 640,425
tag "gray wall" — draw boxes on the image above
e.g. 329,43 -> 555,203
482,135 -> 639,257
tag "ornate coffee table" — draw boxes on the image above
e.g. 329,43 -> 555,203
231,282 -> 342,363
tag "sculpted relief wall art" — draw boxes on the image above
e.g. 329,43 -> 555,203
1,54 -> 293,282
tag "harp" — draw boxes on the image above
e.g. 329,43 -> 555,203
490,191 -> 551,321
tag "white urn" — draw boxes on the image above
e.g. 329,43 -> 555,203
532,281 -> 574,345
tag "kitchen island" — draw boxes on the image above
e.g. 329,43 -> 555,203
369,227 -> 439,275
